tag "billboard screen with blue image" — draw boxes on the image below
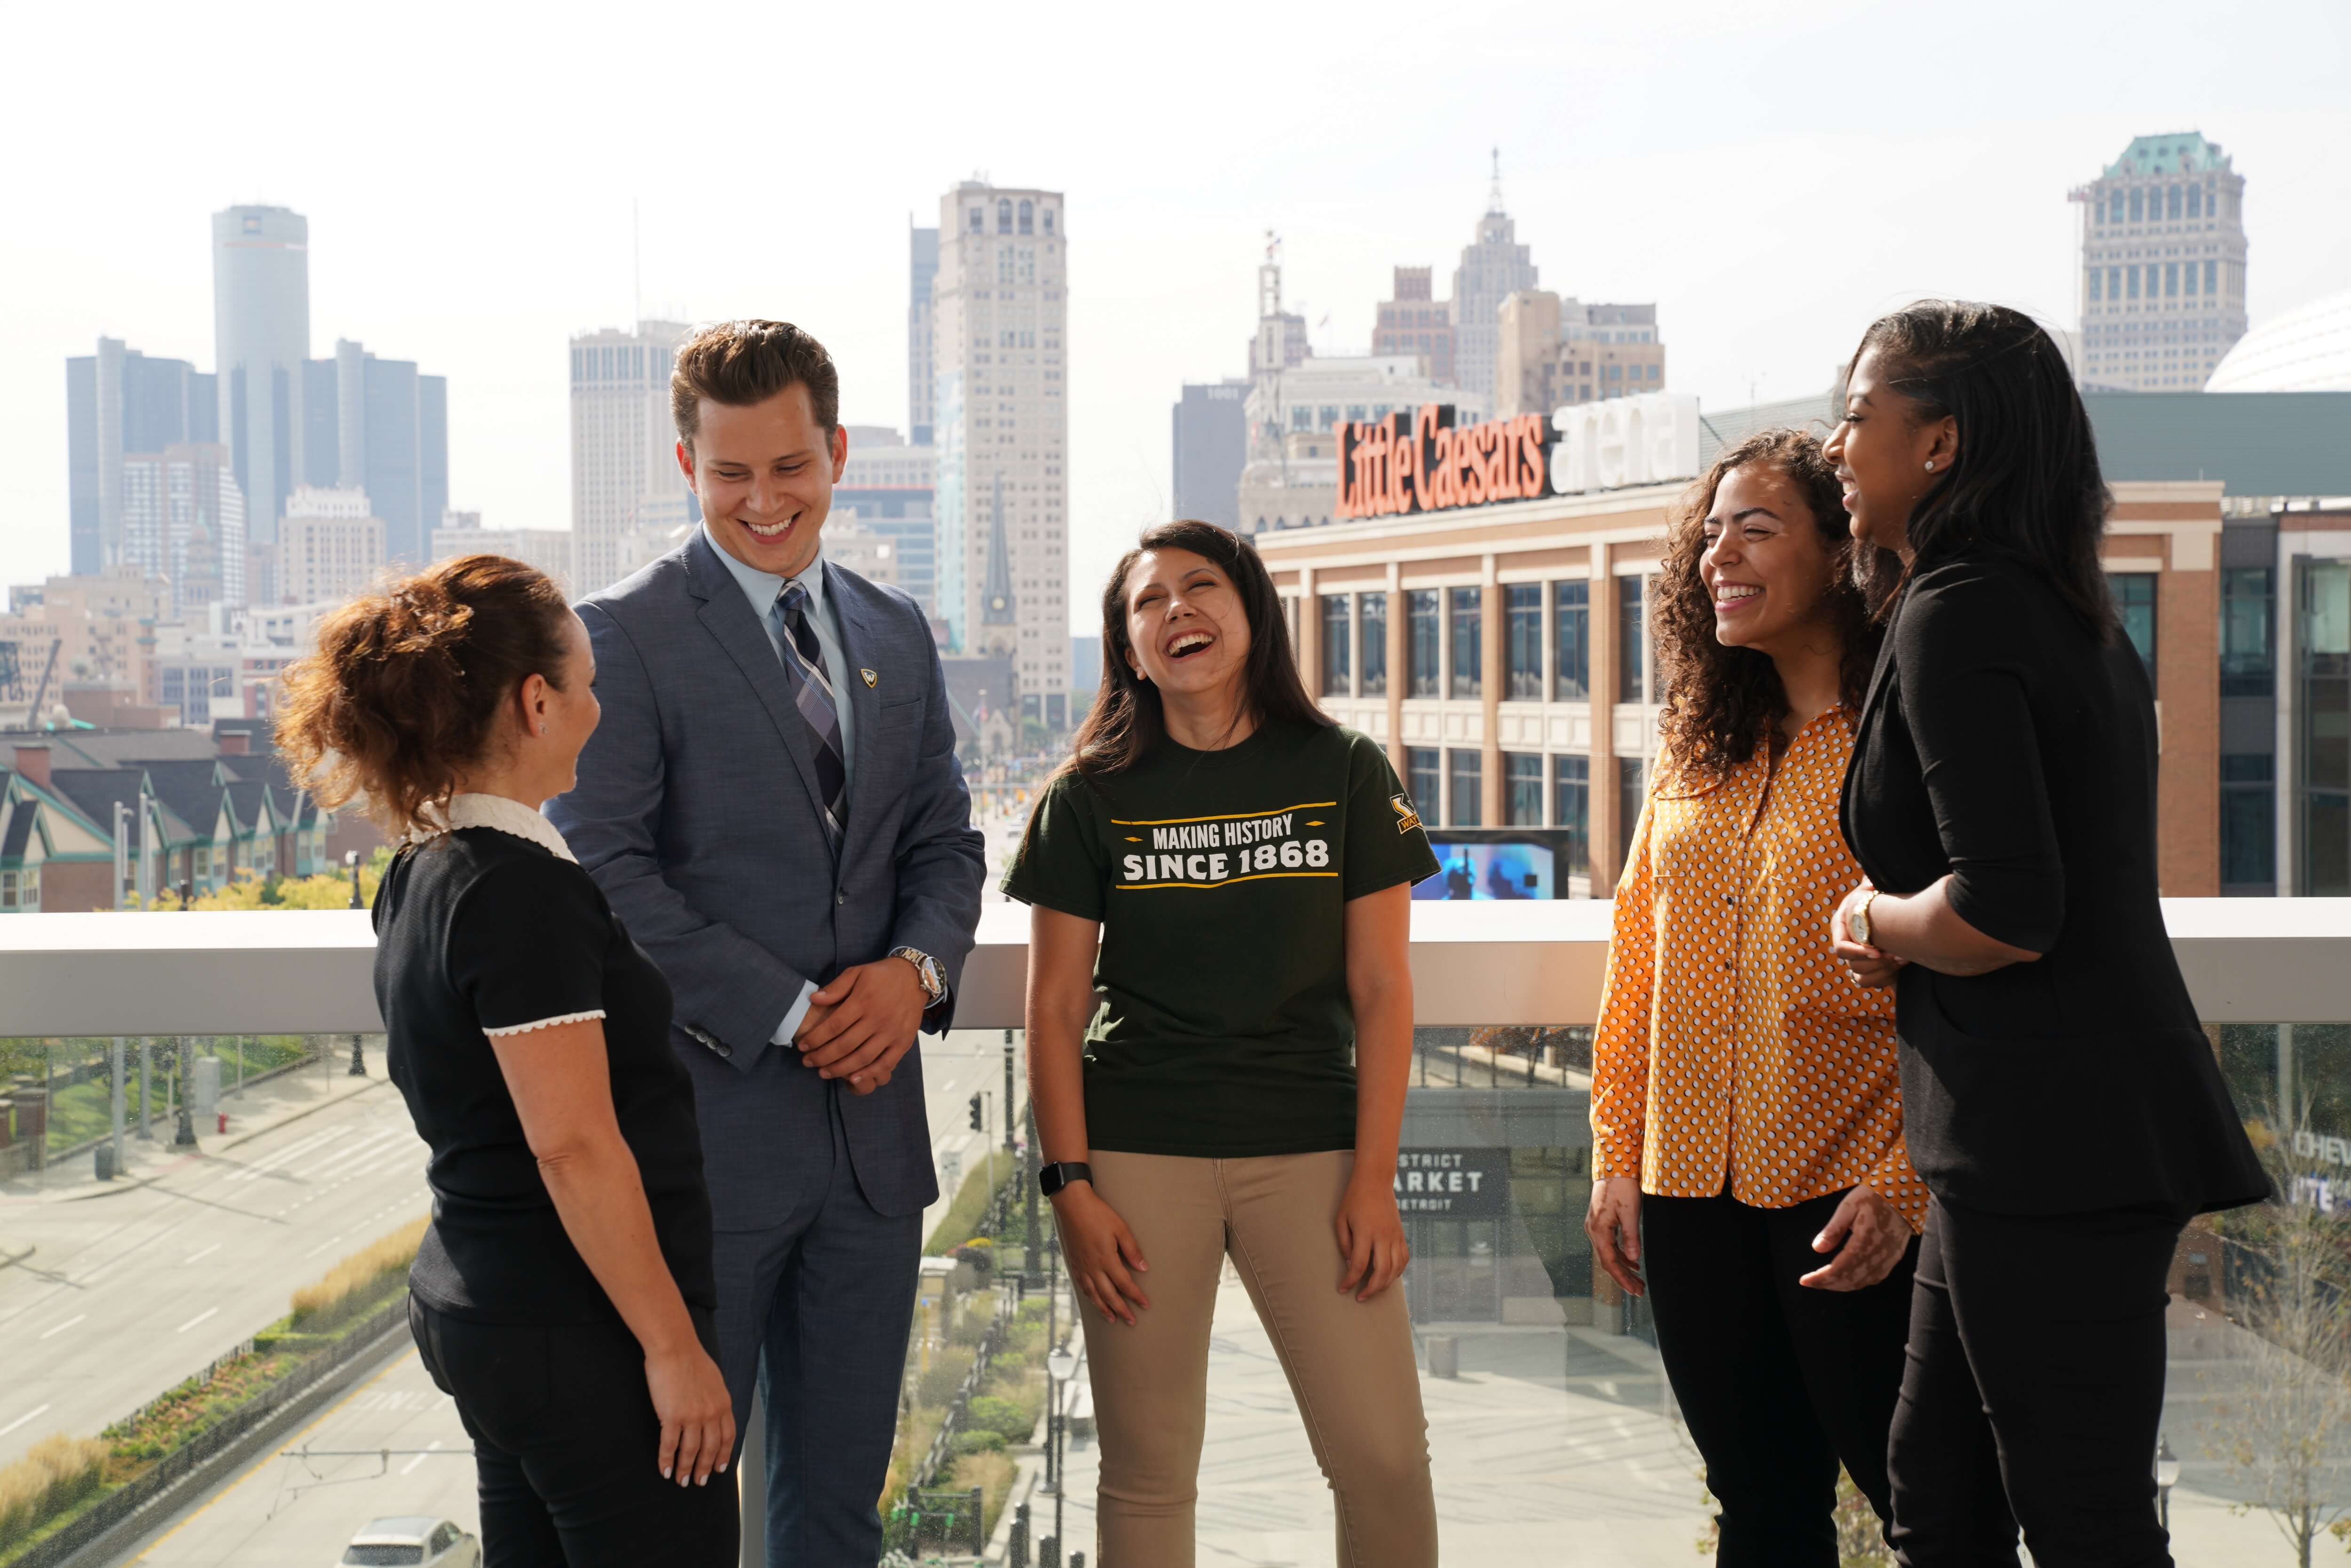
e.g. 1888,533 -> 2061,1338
1416,838 -> 1556,900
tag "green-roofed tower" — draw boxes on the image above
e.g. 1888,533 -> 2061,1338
2071,131 -> 2248,391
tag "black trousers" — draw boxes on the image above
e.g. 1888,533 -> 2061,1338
410,1297 -> 738,1568
1643,1186 -> 1919,1566
1888,1197 -> 2183,1568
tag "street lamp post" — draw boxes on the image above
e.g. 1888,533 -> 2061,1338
1046,1342 -> 1077,1568
171,1037 -> 197,1147
2154,1434 -> 2179,1530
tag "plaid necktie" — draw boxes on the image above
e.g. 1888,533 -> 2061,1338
773,580 -> 846,846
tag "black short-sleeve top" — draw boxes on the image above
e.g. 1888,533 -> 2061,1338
372,795 -> 717,1324
1000,722 -> 1439,1158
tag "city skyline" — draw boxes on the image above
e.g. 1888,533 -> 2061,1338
4,3 -> 2347,633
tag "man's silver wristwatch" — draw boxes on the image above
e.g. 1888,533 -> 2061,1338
891,946 -> 947,1006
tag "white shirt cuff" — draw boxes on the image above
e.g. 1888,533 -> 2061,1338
772,978 -> 821,1044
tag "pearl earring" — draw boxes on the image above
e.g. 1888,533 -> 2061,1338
537,723 -> 547,736
1924,461 -> 1936,472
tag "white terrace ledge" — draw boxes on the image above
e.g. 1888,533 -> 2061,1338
0,899 -> 2342,1038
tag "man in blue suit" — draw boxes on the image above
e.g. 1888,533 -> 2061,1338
548,320 -> 984,1564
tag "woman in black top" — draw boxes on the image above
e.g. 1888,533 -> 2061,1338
1823,302 -> 2266,1567
276,555 -> 735,1568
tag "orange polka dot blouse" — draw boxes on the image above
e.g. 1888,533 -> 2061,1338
1591,710 -> 1927,1230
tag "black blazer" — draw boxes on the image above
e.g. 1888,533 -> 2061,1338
1839,553 -> 2266,1217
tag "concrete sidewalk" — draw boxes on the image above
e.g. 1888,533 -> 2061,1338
0,1051 -> 390,1219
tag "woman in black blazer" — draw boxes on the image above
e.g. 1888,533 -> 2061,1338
1822,301 -> 2266,1567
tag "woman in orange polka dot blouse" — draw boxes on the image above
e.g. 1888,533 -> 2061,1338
1585,428 -> 1918,1559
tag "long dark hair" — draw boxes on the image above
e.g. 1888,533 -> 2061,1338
1067,520 -> 1331,780
1848,300 -> 2117,635
1654,429 -> 1897,787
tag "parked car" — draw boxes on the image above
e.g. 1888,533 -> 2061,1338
335,1515 -> 480,1566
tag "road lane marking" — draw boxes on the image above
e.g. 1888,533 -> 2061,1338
186,1243 -> 221,1264
0,1404 -> 53,1438
400,1439 -> 444,1474
223,1127 -> 343,1182
300,1233 -> 346,1260
175,1307 -> 220,1333
38,1314 -> 86,1340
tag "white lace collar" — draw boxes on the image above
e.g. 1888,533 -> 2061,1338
421,793 -> 578,863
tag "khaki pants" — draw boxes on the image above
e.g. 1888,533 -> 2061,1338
1063,1150 -> 1439,1568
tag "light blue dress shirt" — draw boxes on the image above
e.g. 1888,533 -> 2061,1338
704,528 -> 857,1043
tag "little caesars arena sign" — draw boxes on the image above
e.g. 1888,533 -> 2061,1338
1334,392 -> 1701,521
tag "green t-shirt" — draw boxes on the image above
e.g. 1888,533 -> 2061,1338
1001,721 -> 1438,1157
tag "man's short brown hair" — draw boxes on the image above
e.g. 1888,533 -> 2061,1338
670,319 -> 839,451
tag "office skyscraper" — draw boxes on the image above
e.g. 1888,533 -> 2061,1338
933,181 -> 1070,724
212,205 -> 312,541
837,425 -> 938,619
569,320 -> 690,596
1172,381 -> 1248,531
2074,131 -> 2249,391
300,340 -> 449,567
66,338 -> 217,575
909,226 -> 939,447
1450,161 -> 1538,407
120,444 -> 245,613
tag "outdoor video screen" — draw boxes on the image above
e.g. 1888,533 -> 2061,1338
1415,839 -> 1554,901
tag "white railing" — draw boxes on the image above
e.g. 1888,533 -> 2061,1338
0,898 -> 2344,1035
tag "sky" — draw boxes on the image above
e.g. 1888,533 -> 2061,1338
4,0 -> 2347,632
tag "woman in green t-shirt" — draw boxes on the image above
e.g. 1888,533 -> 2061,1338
1004,520 -> 1441,1568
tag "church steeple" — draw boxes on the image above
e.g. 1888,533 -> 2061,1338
982,473 -> 1016,628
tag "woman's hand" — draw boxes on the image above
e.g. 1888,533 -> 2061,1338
1798,1183 -> 1913,1292
1584,1176 -> 1645,1298
1831,882 -> 1907,989
1056,1184 -> 1151,1326
643,1342 -> 735,1487
1335,1169 -> 1410,1302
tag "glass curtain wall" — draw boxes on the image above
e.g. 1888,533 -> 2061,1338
1408,591 -> 1441,699
1319,594 -> 1351,698
1359,592 -> 1389,696
1505,585 -> 1541,700
1449,588 -> 1482,700
1553,582 -> 1589,701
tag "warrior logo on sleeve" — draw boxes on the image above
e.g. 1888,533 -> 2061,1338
1113,801 -> 1335,890
1390,794 -> 1422,835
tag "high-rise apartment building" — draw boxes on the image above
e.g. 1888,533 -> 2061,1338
66,339 -> 219,575
933,181 -> 1070,724
569,320 -> 691,596
836,426 -> 937,619
1172,381 -> 1249,531
1450,168 -> 1538,408
119,444 -> 245,614
2073,131 -> 2248,392
1373,268 -> 1455,383
433,510 -> 575,598
1496,293 -> 1666,417
300,340 -> 449,567
909,227 -> 939,446
276,486 -> 385,606
212,205 -> 312,540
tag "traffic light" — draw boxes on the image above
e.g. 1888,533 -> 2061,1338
969,1092 -> 985,1132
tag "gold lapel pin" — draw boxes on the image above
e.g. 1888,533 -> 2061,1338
860,668 -> 878,688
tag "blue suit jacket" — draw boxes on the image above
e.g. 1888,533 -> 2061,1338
547,529 -> 985,1225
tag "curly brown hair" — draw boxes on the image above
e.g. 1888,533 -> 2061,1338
273,555 -> 575,837
1653,428 -> 1898,788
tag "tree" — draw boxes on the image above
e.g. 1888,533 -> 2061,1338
2211,1105 -> 2351,1568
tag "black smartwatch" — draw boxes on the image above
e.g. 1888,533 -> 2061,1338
1038,1161 -> 1093,1198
